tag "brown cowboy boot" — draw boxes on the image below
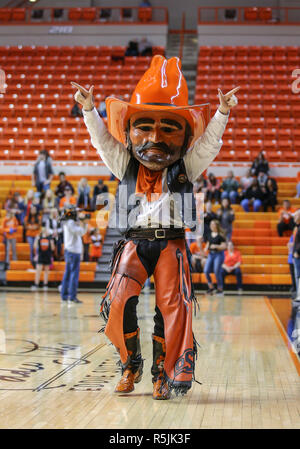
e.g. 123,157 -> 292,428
151,335 -> 170,400
114,328 -> 143,394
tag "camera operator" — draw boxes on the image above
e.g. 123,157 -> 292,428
60,207 -> 89,303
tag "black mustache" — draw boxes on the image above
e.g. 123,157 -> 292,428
136,141 -> 173,155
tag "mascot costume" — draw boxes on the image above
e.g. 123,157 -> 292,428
72,55 -> 238,400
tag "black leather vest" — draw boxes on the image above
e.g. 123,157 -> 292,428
110,157 -> 196,235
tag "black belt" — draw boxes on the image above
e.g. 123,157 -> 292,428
125,228 -> 185,241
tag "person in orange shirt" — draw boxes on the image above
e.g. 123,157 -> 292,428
221,241 -> 243,293
90,228 -> 102,261
59,186 -> 77,210
2,211 -> 18,267
277,200 -> 296,237
189,235 -> 207,273
82,223 -> 93,261
25,205 -> 41,268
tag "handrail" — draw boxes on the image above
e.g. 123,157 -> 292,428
0,6 -> 168,25
198,6 -> 300,25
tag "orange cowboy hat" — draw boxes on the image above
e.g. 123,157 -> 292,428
105,55 -> 210,149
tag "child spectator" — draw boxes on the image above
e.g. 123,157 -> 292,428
216,197 -> 235,241
221,241 -> 243,293
189,235 -> 207,273
241,178 -> 263,212
25,205 -> 41,268
220,170 -> 239,204
277,200 -> 295,237
90,228 -> 103,261
206,173 -> 221,203
59,186 -> 76,210
2,211 -> 18,268
31,223 -> 55,291
204,220 -> 227,295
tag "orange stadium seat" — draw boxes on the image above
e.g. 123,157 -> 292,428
138,7 -> 152,22
0,8 -> 12,21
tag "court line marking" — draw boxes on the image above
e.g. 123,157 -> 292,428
33,343 -> 106,392
264,296 -> 300,376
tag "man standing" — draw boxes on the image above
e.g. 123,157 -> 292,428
72,55 -> 239,399
60,207 -> 88,304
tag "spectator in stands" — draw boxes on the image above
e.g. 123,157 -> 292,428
125,40 -> 139,57
206,173 -> 221,203
288,233 -> 297,296
45,208 -> 63,261
90,228 -> 103,262
189,235 -> 207,273
277,200 -> 295,237
4,192 -> 25,225
292,210 -> 300,299
55,172 -> 75,206
295,181 -> 300,198
97,97 -> 108,118
42,190 -> 55,221
221,241 -> 243,293
220,170 -> 239,204
92,179 -> 109,210
250,151 -> 269,176
59,186 -> 77,210
204,220 -> 227,295
216,197 -> 235,241
70,101 -> 83,118
138,37 -> 153,56
203,201 -> 219,242
82,224 -> 93,262
25,205 -> 41,268
240,168 -> 254,195
77,178 -> 91,210
241,178 -> 263,212
31,223 -> 55,291
32,149 -> 54,193
257,171 -> 268,189
2,211 -> 18,269
262,178 -> 278,212
193,174 -> 207,196
24,190 -> 35,216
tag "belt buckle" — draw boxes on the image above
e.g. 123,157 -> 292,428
155,229 -> 166,239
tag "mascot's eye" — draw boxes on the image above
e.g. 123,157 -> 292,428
138,126 -> 152,132
161,127 -> 174,133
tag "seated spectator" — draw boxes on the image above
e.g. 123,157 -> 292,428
24,205 -> 41,268
92,179 -> 109,210
90,228 -> 103,261
206,173 -> 221,203
295,181 -> 300,199
216,198 -> 235,241
251,151 -> 269,176
277,200 -> 295,237
203,201 -> 218,242
138,37 -> 153,56
262,178 -> 278,212
288,233 -> 297,296
240,168 -> 254,195
125,40 -> 139,57
82,223 -> 93,262
77,178 -> 91,210
55,172 -> 75,206
45,208 -> 63,261
59,186 -> 76,210
70,101 -> 83,118
42,189 -> 55,220
24,190 -> 35,216
241,179 -> 263,212
2,211 -> 18,269
31,223 -> 55,291
204,220 -> 227,295
220,170 -> 239,204
189,235 -> 207,273
193,174 -> 207,195
257,171 -> 268,189
4,192 -> 25,225
222,241 -> 243,293
32,149 -> 54,193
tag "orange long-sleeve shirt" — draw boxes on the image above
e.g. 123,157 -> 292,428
2,216 -> 18,240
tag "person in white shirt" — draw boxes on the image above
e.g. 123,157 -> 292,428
71,55 -> 239,400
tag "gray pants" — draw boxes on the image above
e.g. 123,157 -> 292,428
5,239 -> 17,265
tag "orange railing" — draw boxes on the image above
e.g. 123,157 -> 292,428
0,6 -> 168,25
198,6 -> 300,25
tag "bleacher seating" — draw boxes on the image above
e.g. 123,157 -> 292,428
195,46 -> 300,163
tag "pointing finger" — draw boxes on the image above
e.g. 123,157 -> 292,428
224,86 -> 240,98
71,81 -> 89,97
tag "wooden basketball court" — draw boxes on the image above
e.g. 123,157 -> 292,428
0,290 -> 299,429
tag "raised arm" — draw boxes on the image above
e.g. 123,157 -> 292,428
71,82 -> 130,180
184,87 -> 239,183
